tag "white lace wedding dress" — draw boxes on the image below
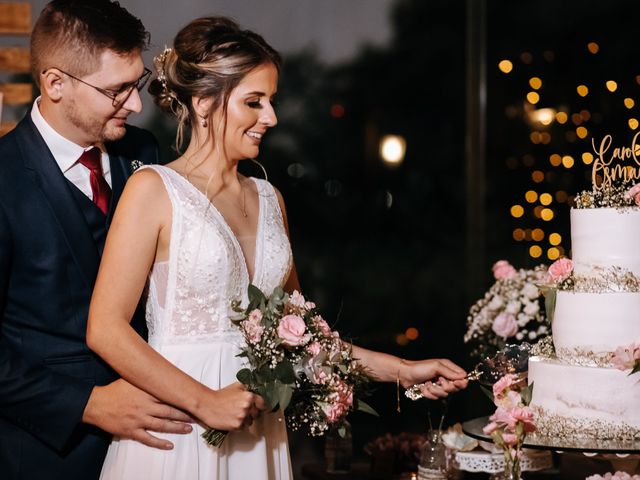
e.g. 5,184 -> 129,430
100,165 -> 294,480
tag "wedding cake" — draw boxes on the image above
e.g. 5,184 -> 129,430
527,141 -> 640,440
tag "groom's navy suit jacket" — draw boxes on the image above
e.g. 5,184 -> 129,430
0,114 -> 159,480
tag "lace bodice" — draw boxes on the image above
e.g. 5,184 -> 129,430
141,165 -> 293,346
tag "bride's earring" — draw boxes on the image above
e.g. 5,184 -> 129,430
201,116 -> 208,128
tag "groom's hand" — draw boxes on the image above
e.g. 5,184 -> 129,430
82,379 -> 193,450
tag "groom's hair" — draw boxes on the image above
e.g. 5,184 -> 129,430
31,0 -> 149,87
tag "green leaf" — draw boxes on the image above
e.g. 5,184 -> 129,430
236,368 -> 253,386
274,361 -> 296,384
520,382 -> 534,406
630,363 -> 640,375
276,381 -> 294,411
337,426 -> 346,438
263,383 -> 280,410
248,284 -> 266,311
541,287 -> 557,324
356,400 -> 379,417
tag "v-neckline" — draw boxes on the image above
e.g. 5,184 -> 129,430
161,165 -> 262,286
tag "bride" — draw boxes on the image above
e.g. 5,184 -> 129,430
87,16 -> 468,480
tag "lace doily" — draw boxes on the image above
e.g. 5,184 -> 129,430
454,449 -> 553,473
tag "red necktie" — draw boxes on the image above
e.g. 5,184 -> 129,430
77,147 -> 112,215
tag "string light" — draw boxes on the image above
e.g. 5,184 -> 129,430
527,91 -> 540,104
587,42 -> 599,54
539,193 -> 553,205
525,190 -> 538,203
555,111 -> 568,124
606,80 -> 618,92
532,228 -> 545,241
549,233 -> 562,246
510,205 -> 524,218
577,85 -> 589,97
629,118 -> 639,130
549,154 -> 562,167
576,126 -> 588,139
499,60 -> 513,73
529,77 -> 542,89
582,152 -> 594,164
547,248 -> 560,260
541,208 -> 554,221
624,98 -> 635,109
562,155 -> 575,168
532,170 -> 545,182
513,229 -> 525,241
529,245 -> 542,258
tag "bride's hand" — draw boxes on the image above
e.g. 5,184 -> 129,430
198,382 -> 263,431
400,359 -> 468,400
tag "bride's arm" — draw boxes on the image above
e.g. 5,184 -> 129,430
87,170 -> 259,432
277,189 -> 467,400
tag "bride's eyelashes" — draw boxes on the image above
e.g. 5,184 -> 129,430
245,98 -> 278,109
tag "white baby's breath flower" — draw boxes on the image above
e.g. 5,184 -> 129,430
488,295 -> 504,310
506,300 -> 521,315
522,282 -> 539,300
516,332 -> 525,341
523,301 -> 539,316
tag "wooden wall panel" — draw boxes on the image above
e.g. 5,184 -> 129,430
0,4 -> 31,35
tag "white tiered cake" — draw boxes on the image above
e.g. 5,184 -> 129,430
528,207 -> 640,439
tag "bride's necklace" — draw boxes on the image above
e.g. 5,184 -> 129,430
240,181 -> 248,218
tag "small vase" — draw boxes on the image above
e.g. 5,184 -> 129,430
502,459 -> 521,480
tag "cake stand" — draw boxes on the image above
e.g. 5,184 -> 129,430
462,416 -> 640,474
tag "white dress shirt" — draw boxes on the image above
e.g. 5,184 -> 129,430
30,97 -> 112,200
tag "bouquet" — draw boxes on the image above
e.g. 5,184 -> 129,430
202,285 -> 376,447
465,260 -> 550,361
482,374 -> 536,479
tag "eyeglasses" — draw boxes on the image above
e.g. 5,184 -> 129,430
43,67 -> 152,107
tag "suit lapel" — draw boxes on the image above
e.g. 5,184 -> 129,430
16,117 -> 100,288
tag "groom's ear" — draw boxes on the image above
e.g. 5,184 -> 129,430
40,68 -> 65,102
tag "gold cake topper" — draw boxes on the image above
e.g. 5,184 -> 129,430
591,133 -> 640,189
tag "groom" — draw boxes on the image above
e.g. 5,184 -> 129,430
0,1 -> 191,479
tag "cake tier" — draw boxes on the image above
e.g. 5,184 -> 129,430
528,356 -> 640,439
571,207 -> 640,277
553,291 -> 640,365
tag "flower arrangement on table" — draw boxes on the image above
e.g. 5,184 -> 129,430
465,260 -> 550,361
482,374 -> 536,478
202,286 -> 376,447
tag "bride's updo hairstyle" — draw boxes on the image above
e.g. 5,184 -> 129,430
148,16 -> 281,151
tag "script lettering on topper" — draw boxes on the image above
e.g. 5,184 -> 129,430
591,132 -> 640,189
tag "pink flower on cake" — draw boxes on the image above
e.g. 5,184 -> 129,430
625,183 -> 640,206
611,340 -> 640,372
277,314 -> 310,347
492,312 -> 518,338
492,260 -> 517,280
548,257 -> 573,282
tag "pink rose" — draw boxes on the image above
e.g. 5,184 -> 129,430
313,316 -> 332,337
625,183 -> 640,206
242,309 -> 264,344
611,343 -> 639,371
322,402 -> 346,424
492,312 -> 518,338
307,342 -> 322,356
492,374 -> 517,398
510,406 -> 536,433
501,432 -> 518,446
277,314 -> 309,347
492,260 -> 517,280
548,257 -> 573,282
248,309 -> 262,323
483,421 -> 499,435
489,407 -> 518,430
289,290 -> 316,310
